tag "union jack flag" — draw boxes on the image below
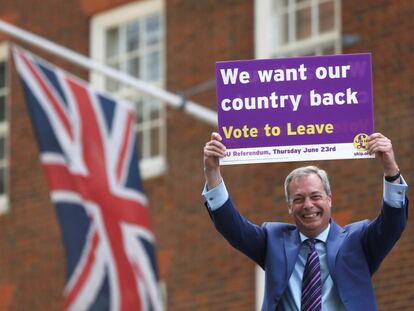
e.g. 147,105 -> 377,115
13,47 -> 164,311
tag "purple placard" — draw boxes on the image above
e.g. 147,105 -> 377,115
216,54 -> 374,165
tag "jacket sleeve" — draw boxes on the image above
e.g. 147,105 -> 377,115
207,197 -> 267,268
362,198 -> 409,274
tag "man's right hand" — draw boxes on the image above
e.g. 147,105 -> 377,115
203,132 -> 226,189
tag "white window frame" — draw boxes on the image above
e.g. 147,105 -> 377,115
256,266 -> 265,311
255,0 -> 342,58
90,0 -> 166,179
0,43 -> 9,214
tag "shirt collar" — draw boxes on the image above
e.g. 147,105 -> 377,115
299,223 -> 330,243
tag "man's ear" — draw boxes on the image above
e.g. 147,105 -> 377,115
328,194 -> 332,208
288,205 -> 293,214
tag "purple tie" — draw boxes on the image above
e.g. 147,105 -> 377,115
301,239 -> 322,311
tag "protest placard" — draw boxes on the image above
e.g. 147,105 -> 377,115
215,53 -> 374,165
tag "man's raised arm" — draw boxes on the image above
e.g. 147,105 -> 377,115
367,132 -> 400,183
203,132 -> 226,189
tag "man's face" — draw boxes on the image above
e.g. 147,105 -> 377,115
287,173 -> 332,238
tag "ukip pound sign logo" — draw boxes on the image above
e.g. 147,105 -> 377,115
353,133 -> 369,151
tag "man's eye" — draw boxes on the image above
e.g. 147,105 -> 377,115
293,198 -> 304,204
311,195 -> 322,201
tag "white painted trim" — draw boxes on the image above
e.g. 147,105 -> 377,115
254,0 -> 273,59
255,266 -> 265,311
92,0 -> 162,27
0,42 -> 9,214
0,43 -> 9,58
140,156 -> 167,179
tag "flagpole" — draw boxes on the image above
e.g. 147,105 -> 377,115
0,20 -> 217,126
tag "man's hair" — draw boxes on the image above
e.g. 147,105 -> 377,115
284,166 -> 331,202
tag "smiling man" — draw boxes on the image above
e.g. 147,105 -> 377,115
285,167 -> 333,239
202,132 -> 408,311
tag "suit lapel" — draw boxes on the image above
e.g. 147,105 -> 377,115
282,221 -> 348,280
283,229 -> 301,280
326,220 -> 348,275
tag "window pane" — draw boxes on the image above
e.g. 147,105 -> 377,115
135,99 -> 144,124
150,126 -> 160,157
106,28 -> 119,58
274,12 -> 289,44
149,100 -> 161,120
0,61 -> 5,88
0,96 -> 5,123
137,130 -> 143,159
296,7 -> 311,39
319,1 -> 335,33
105,79 -> 119,92
127,21 -> 140,52
127,57 -> 140,78
105,63 -> 120,92
146,52 -> 160,82
146,15 -> 161,46
274,0 -> 289,9
0,137 -> 4,160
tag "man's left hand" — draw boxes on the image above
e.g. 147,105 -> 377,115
367,133 -> 399,179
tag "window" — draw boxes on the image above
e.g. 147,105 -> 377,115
90,0 -> 166,179
0,44 -> 9,214
255,0 -> 341,58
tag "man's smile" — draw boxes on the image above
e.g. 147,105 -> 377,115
302,212 -> 321,219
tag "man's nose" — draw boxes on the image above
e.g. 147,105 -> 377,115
303,196 -> 313,208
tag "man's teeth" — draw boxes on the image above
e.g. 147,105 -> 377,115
303,213 -> 318,218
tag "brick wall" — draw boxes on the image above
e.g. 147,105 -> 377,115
0,0 -> 412,310
342,1 -> 414,310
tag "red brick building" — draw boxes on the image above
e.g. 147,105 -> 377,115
0,0 -> 413,310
